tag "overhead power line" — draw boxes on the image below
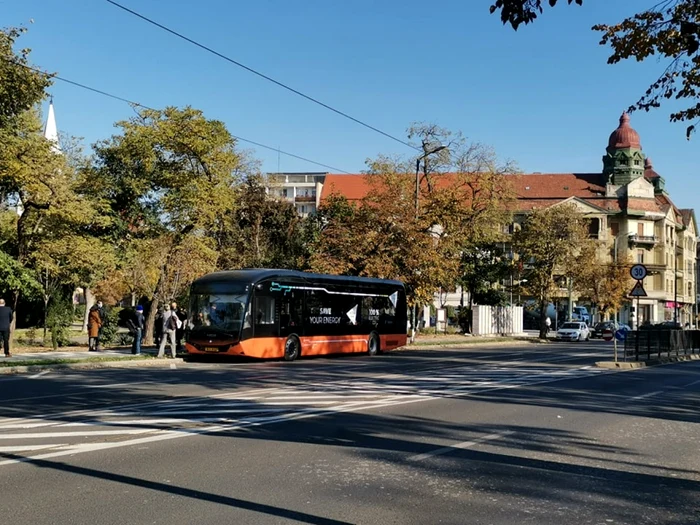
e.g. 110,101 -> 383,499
105,0 -> 418,151
3,57 -> 353,174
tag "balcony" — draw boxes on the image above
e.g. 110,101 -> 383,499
628,234 -> 659,245
295,195 -> 316,203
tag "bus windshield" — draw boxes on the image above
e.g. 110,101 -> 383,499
189,293 -> 249,336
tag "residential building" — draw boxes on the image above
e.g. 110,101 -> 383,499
318,114 -> 697,327
265,172 -> 326,217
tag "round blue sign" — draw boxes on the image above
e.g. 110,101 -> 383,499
614,329 -> 627,341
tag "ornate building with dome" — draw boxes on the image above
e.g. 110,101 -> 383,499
317,114 -> 698,328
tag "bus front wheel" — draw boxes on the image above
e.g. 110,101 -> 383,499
368,332 -> 380,356
284,335 -> 301,361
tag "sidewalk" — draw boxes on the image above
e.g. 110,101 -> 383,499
0,345 -> 185,375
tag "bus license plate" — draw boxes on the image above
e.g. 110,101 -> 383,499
204,347 -> 219,353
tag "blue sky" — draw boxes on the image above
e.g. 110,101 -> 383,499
5,0 -> 698,209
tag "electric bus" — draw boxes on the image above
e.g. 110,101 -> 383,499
185,269 -> 408,360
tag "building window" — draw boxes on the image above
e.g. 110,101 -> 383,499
634,160 -> 641,166
637,250 -> 644,264
588,218 -> 600,238
610,222 -> 619,236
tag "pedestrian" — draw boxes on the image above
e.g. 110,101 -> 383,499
0,298 -> 14,357
131,305 -> 145,355
88,303 -> 103,352
545,316 -> 551,336
157,304 -> 178,358
172,302 -> 186,352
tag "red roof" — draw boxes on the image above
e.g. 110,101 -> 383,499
321,172 -> 621,213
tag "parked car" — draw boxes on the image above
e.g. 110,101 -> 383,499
592,321 -> 618,339
556,321 -> 590,342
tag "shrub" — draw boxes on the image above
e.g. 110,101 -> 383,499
47,296 -> 74,350
26,326 -> 37,345
98,307 -> 120,346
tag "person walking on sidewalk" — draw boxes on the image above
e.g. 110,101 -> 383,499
157,304 -> 179,358
0,299 -> 13,357
131,305 -> 145,355
545,316 -> 551,336
88,303 -> 103,352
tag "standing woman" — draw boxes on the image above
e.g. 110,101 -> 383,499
88,303 -> 103,351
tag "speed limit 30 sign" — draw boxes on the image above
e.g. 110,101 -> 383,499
630,264 -> 647,280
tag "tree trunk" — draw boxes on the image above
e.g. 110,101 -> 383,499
143,273 -> 166,347
539,298 -> 548,339
11,290 -> 20,334
43,295 -> 49,344
82,287 -> 95,333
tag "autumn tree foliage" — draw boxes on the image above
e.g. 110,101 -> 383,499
308,125 -> 515,326
513,204 -> 594,338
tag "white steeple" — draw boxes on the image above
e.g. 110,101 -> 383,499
43,97 -> 61,153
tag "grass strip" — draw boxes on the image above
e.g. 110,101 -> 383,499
0,355 -> 152,368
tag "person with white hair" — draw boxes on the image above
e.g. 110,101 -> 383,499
0,298 -> 13,357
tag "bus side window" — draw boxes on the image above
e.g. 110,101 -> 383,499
254,294 -> 277,338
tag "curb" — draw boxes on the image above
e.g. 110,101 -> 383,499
0,357 -> 186,375
596,353 -> 700,369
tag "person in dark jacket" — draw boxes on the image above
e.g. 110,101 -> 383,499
131,305 -> 145,355
0,298 -> 13,357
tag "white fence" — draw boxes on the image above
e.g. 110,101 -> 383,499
472,305 -> 524,335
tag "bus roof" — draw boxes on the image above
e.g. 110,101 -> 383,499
191,269 -> 404,289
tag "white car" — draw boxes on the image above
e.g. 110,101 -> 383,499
556,322 -> 590,342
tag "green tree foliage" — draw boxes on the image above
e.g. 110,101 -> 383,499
46,294 -> 73,350
216,175 -> 306,270
513,203 -> 594,338
0,26 -> 52,129
91,106 -> 242,344
459,243 -> 512,331
492,0 -> 700,138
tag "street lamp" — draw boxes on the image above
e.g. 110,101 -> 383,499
411,144 -> 448,342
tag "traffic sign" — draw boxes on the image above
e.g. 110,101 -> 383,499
629,280 -> 647,297
614,329 -> 627,342
630,264 -> 647,280
602,329 -> 614,341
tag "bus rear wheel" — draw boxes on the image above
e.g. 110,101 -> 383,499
368,332 -> 380,356
284,335 -> 301,361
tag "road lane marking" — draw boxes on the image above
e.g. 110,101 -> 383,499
682,379 -> 700,388
0,429 -> 154,439
28,371 -> 51,379
0,444 -> 67,452
408,431 -> 515,461
630,390 -> 663,400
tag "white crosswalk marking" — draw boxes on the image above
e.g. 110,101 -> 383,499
0,359 -> 610,467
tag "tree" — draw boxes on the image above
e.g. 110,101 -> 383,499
459,242 -> 511,332
491,0 -> 700,138
575,259 -> 631,321
91,106 -> 242,344
513,203 -> 594,338
216,175 -> 306,270
0,27 -> 52,129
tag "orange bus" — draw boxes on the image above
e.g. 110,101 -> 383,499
185,269 -> 408,360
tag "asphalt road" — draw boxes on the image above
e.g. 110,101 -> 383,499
1,341 -> 699,525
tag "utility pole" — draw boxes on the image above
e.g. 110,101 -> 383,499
411,142 -> 447,342
567,276 -> 573,322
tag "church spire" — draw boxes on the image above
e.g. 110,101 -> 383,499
43,97 -> 61,153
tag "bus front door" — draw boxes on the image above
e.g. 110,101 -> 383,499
280,290 -> 303,338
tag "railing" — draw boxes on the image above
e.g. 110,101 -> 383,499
623,330 -> 700,361
628,234 -> 658,244
294,195 -> 316,202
